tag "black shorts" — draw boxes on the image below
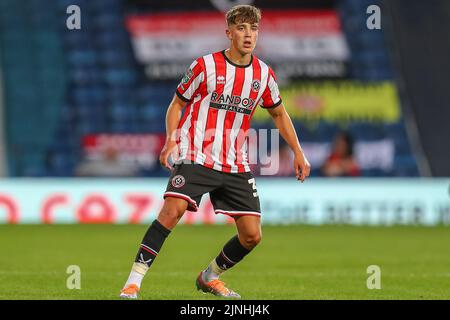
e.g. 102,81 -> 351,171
164,162 -> 261,217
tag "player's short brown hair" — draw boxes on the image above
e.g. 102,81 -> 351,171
226,5 -> 261,26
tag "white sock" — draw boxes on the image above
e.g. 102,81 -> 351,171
202,259 -> 225,282
124,262 -> 148,288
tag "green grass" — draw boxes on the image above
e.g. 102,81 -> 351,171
0,224 -> 450,300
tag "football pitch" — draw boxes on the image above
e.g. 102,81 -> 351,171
1,224 -> 449,300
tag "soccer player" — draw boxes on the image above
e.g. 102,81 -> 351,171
120,4 -> 311,299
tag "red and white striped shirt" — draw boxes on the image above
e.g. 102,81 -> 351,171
175,50 -> 282,173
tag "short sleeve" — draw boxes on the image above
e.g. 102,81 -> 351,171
259,67 -> 282,108
176,58 -> 204,102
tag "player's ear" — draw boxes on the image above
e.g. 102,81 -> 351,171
225,27 -> 232,41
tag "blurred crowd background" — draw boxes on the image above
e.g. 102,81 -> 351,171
0,0 -> 448,179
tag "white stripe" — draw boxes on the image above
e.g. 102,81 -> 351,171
140,243 -> 158,255
221,250 -> 237,264
211,62 -> 235,171
183,72 -> 203,101
178,60 -> 200,159
215,209 -> 261,216
268,75 -> 281,106
179,94 -> 202,160
195,54 -> 215,164
240,139 -> 250,171
205,53 -> 217,90
189,60 -> 198,69
164,192 -> 198,208
179,109 -> 193,160
226,66 -> 253,173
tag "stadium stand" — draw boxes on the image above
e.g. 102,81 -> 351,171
0,0 -> 420,177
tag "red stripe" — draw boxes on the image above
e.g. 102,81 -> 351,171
176,63 -> 203,148
140,245 -> 158,256
164,193 -> 198,211
202,52 -> 226,168
176,104 -> 191,145
261,68 -> 275,107
235,58 -> 262,172
187,58 -> 207,162
221,67 -> 245,173
178,104 -> 191,130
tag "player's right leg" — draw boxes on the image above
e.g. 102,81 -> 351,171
120,162 -> 218,299
119,197 -> 187,299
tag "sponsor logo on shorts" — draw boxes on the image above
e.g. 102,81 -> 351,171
172,175 -> 186,188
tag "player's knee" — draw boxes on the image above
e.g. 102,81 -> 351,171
242,232 -> 262,249
158,204 -> 184,228
160,207 -> 181,221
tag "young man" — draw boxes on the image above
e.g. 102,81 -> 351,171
120,5 -> 311,299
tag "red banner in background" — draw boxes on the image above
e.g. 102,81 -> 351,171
81,134 -> 165,173
127,11 -> 341,36
126,10 -> 349,80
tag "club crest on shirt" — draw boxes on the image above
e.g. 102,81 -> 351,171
171,175 -> 186,188
251,80 -> 261,92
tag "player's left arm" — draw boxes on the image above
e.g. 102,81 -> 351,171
267,103 -> 311,182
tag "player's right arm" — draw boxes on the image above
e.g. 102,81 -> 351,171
159,58 -> 205,170
159,94 -> 186,171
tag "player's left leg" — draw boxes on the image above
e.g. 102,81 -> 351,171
196,215 -> 261,298
196,171 -> 262,298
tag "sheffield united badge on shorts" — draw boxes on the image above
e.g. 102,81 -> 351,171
171,175 -> 186,188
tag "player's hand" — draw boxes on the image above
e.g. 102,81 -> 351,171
294,151 -> 311,182
159,141 -> 178,171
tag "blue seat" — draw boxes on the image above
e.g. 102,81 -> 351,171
347,122 -> 385,141
316,121 -> 340,142
96,31 -> 129,48
0,0 -> 24,10
107,87 -> 134,104
148,119 -> 166,133
74,104 -> 105,120
361,168 -> 387,177
139,104 -> 161,121
392,155 -> 419,177
93,13 -> 123,30
295,123 -> 317,142
100,50 -> 132,67
71,86 -> 107,105
63,30 -> 92,47
109,103 -> 137,121
50,157 -> 76,176
103,68 -> 137,86
71,67 -> 102,85
109,120 -> 136,133
383,122 -> 413,155
67,50 -> 98,67
57,0 -> 85,9
76,118 -> 107,135
88,0 -> 121,12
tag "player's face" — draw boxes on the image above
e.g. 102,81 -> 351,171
227,22 -> 259,55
